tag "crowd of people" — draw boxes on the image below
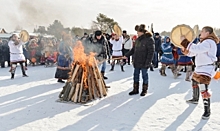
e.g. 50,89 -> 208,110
1,25 -> 220,120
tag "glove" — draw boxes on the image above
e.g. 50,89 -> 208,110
180,39 -> 190,48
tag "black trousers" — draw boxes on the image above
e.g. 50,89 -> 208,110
123,49 -> 130,64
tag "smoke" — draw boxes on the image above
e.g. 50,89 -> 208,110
17,0 -> 63,31
73,37 -> 105,61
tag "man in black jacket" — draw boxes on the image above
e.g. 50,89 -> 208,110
153,33 -> 161,68
89,30 -> 110,79
0,39 -> 5,68
124,24 -> 155,96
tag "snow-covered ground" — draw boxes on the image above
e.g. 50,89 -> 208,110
0,64 -> 220,131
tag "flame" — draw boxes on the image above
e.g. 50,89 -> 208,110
73,41 -> 96,88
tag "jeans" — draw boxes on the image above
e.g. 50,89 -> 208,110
100,61 -> 106,72
152,51 -> 158,67
133,68 -> 149,84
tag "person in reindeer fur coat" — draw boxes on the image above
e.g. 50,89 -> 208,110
123,24 -> 155,96
8,34 -> 28,79
181,26 -> 219,119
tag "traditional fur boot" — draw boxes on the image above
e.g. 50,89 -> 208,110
160,65 -> 166,76
185,65 -> 192,82
10,64 -> 17,79
21,63 -> 28,77
101,71 -> 108,79
140,84 -> 148,96
202,98 -> 211,119
129,82 -> 139,95
186,81 -> 199,104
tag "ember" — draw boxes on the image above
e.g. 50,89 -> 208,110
58,41 -> 108,103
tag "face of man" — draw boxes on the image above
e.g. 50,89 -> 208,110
96,35 -> 102,40
137,31 -> 144,37
12,35 -> 19,41
200,29 -> 210,39
155,35 -> 159,38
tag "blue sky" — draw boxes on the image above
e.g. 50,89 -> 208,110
1,0 -> 220,34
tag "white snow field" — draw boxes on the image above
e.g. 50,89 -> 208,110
0,64 -> 220,131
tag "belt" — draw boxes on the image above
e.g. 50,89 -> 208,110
198,63 -> 215,67
163,52 -> 172,54
10,53 -> 22,54
113,50 -> 121,52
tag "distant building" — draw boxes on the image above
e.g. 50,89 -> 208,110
0,28 -> 7,33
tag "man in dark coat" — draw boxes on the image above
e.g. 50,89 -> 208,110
88,30 -> 110,79
124,24 -> 155,96
0,39 -> 5,68
153,33 -> 161,68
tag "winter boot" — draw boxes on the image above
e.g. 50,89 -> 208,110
10,64 -> 17,79
20,63 -> 28,77
101,71 -> 108,79
11,73 -> 15,79
171,65 -> 181,78
58,79 -> 65,83
121,65 -> 124,72
202,98 -> 211,119
129,82 -> 139,95
160,65 -> 166,76
186,82 -> 199,104
140,84 -> 148,96
150,66 -> 154,71
185,65 -> 192,82
110,63 -> 115,71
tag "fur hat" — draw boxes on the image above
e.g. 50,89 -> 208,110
155,32 -> 160,36
95,30 -> 102,36
135,24 -> 147,33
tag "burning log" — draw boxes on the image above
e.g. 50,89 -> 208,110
58,41 -> 108,104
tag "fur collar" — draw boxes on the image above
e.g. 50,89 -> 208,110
138,32 -> 152,40
200,32 -> 219,44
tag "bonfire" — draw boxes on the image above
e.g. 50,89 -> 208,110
58,41 -> 108,103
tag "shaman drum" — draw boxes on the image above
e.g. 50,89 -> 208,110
170,24 -> 195,48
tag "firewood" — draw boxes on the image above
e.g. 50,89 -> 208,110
91,65 -> 101,98
70,64 -> 80,82
68,82 -> 76,101
97,79 -> 103,98
63,83 -> 72,101
78,72 -> 84,103
72,83 -> 80,102
87,66 -> 93,100
93,63 -> 107,96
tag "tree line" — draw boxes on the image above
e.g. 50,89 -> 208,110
33,13 -> 220,39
